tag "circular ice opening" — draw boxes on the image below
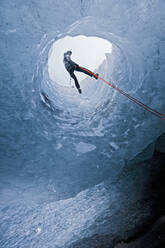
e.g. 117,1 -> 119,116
48,35 -> 112,86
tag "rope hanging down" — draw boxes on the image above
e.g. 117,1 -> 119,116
80,66 -> 165,122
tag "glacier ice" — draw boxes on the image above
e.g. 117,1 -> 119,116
0,0 -> 165,247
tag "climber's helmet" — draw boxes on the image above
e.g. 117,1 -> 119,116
66,50 -> 72,55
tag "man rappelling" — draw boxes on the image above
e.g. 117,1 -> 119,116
63,50 -> 99,94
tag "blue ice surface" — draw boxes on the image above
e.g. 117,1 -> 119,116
0,0 -> 165,247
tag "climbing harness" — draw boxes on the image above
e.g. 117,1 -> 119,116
79,66 -> 165,122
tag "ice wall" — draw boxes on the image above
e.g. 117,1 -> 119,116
0,1 -> 165,247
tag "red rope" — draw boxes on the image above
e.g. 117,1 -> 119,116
79,67 -> 165,122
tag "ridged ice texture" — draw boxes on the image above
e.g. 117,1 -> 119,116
0,1 -> 165,247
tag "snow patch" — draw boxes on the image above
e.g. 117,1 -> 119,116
74,142 -> 96,153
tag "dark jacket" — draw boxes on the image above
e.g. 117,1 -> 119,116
63,53 -> 78,72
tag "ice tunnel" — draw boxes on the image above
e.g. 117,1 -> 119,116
0,1 -> 165,248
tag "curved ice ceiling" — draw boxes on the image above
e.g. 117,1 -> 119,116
37,16 -> 165,170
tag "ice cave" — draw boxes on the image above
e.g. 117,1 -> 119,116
0,1 -> 165,248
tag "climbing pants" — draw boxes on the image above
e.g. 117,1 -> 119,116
69,66 -> 93,90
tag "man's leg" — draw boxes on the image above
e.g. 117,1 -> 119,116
70,72 -> 82,93
75,66 -> 99,79
75,66 -> 93,77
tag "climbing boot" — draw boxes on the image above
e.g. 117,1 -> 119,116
93,73 -> 99,80
78,88 -> 82,94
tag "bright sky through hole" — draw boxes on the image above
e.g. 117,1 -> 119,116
48,35 -> 112,86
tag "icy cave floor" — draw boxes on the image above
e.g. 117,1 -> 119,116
0,145 -> 165,248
